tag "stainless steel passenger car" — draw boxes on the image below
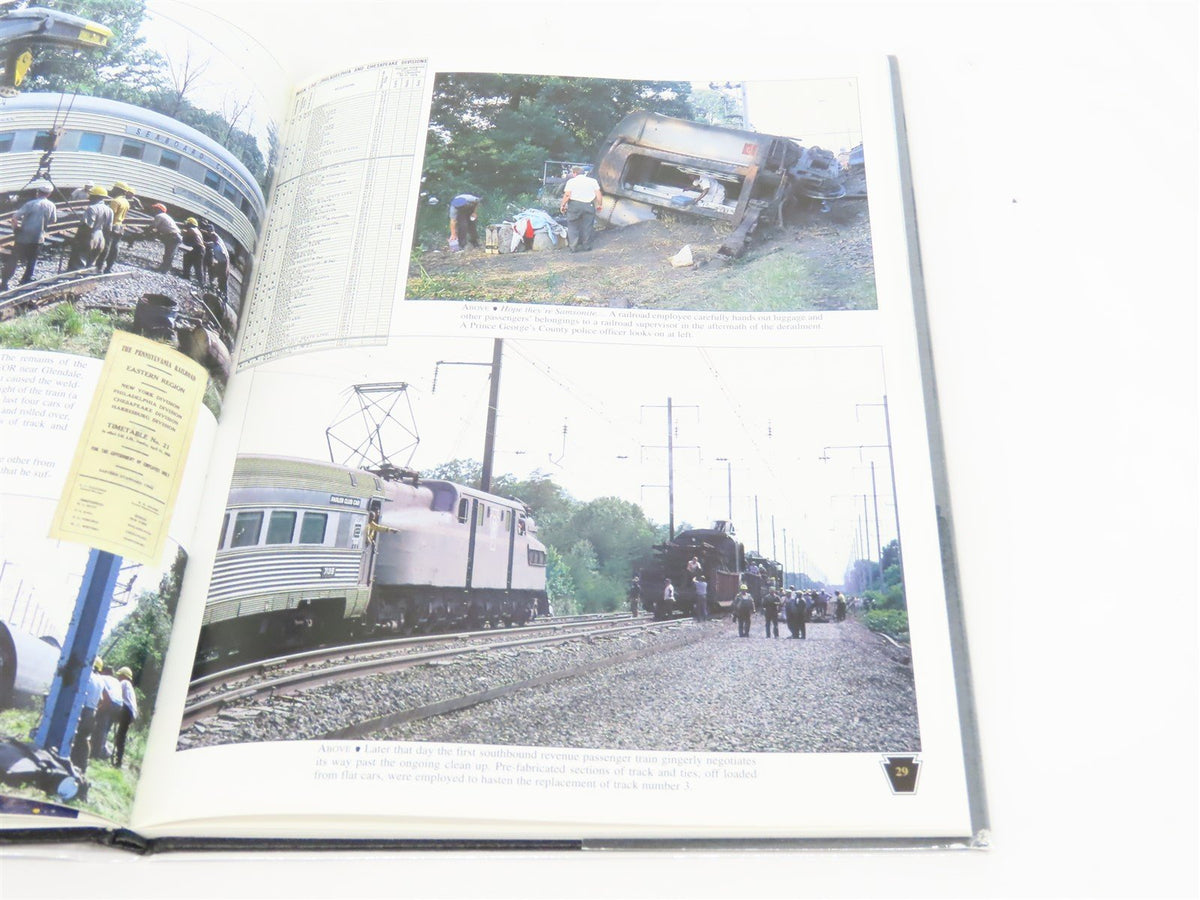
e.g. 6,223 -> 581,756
197,455 -> 549,661
0,92 -> 265,252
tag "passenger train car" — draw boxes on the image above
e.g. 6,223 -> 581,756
0,92 -> 265,253
197,455 -> 549,662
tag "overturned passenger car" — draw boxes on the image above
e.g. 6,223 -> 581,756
594,112 -> 847,257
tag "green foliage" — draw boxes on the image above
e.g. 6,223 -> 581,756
862,609 -> 909,639
0,302 -> 116,355
544,546 -> 577,615
415,74 -> 693,249
23,1 -> 268,185
99,548 -> 186,716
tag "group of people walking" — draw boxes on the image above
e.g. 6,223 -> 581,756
628,566 -> 853,641
69,657 -> 139,773
733,586 -> 850,639
2,180 -> 230,294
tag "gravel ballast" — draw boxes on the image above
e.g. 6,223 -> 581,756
177,618 -> 919,754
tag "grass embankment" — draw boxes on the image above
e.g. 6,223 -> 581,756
407,240 -> 877,311
1,302 -> 222,417
861,609 -> 909,641
0,706 -> 143,822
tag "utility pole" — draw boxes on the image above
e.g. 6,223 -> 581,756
667,397 -> 674,539
771,515 -> 777,562
640,399 -> 698,541
480,338 -> 503,493
754,495 -> 761,554
871,461 -> 883,570
782,527 -> 788,585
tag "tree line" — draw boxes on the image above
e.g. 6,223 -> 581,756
20,0 -> 274,188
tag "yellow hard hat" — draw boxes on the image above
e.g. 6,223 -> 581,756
88,185 -> 108,197
116,666 -> 133,680
112,181 -> 132,193
184,217 -> 198,226
93,657 -> 103,672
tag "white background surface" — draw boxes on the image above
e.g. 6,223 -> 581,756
3,0 -> 1197,897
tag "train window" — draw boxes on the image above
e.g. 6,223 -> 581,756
527,549 -> 547,566
231,511 -> 263,548
457,498 -> 469,523
300,512 -> 328,544
158,149 -> 181,171
218,513 -> 229,548
223,185 -> 238,203
78,132 -> 104,153
204,170 -> 221,191
0,133 -> 13,153
265,510 -> 297,544
119,139 -> 146,160
32,131 -> 54,151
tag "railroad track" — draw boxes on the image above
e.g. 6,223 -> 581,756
0,269 -> 134,319
180,614 -> 700,748
181,615 -> 682,731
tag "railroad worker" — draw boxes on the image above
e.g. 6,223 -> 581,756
659,577 -> 675,620
692,174 -> 726,209
835,591 -> 847,622
448,193 -> 482,250
1,182 -> 57,291
180,217 -> 207,285
70,657 -> 106,772
686,555 -> 703,578
69,182 -> 94,202
202,222 -> 230,295
628,575 -> 642,617
733,584 -> 755,638
151,204 -> 182,273
693,575 -> 708,621
97,181 -> 134,274
90,664 -> 121,761
559,165 -> 602,252
67,185 -> 112,271
111,666 -> 138,769
763,586 -> 781,638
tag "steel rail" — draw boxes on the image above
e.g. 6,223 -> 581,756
189,613 -> 635,692
182,619 -> 677,728
0,269 -> 134,318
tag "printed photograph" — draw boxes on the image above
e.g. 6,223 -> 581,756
0,0 -> 285,412
179,338 -> 916,755
0,494 -> 186,820
407,74 -> 874,311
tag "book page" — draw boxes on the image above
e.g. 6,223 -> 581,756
130,50 -> 981,844
0,0 -> 290,828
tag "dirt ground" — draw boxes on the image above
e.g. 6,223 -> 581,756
406,197 -> 877,312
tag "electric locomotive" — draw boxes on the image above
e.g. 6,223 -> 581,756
196,455 -> 549,664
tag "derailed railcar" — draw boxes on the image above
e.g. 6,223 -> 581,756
594,112 -> 845,256
640,520 -> 746,618
197,455 -> 548,664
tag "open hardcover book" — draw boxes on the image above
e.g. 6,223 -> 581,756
0,1 -> 984,850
